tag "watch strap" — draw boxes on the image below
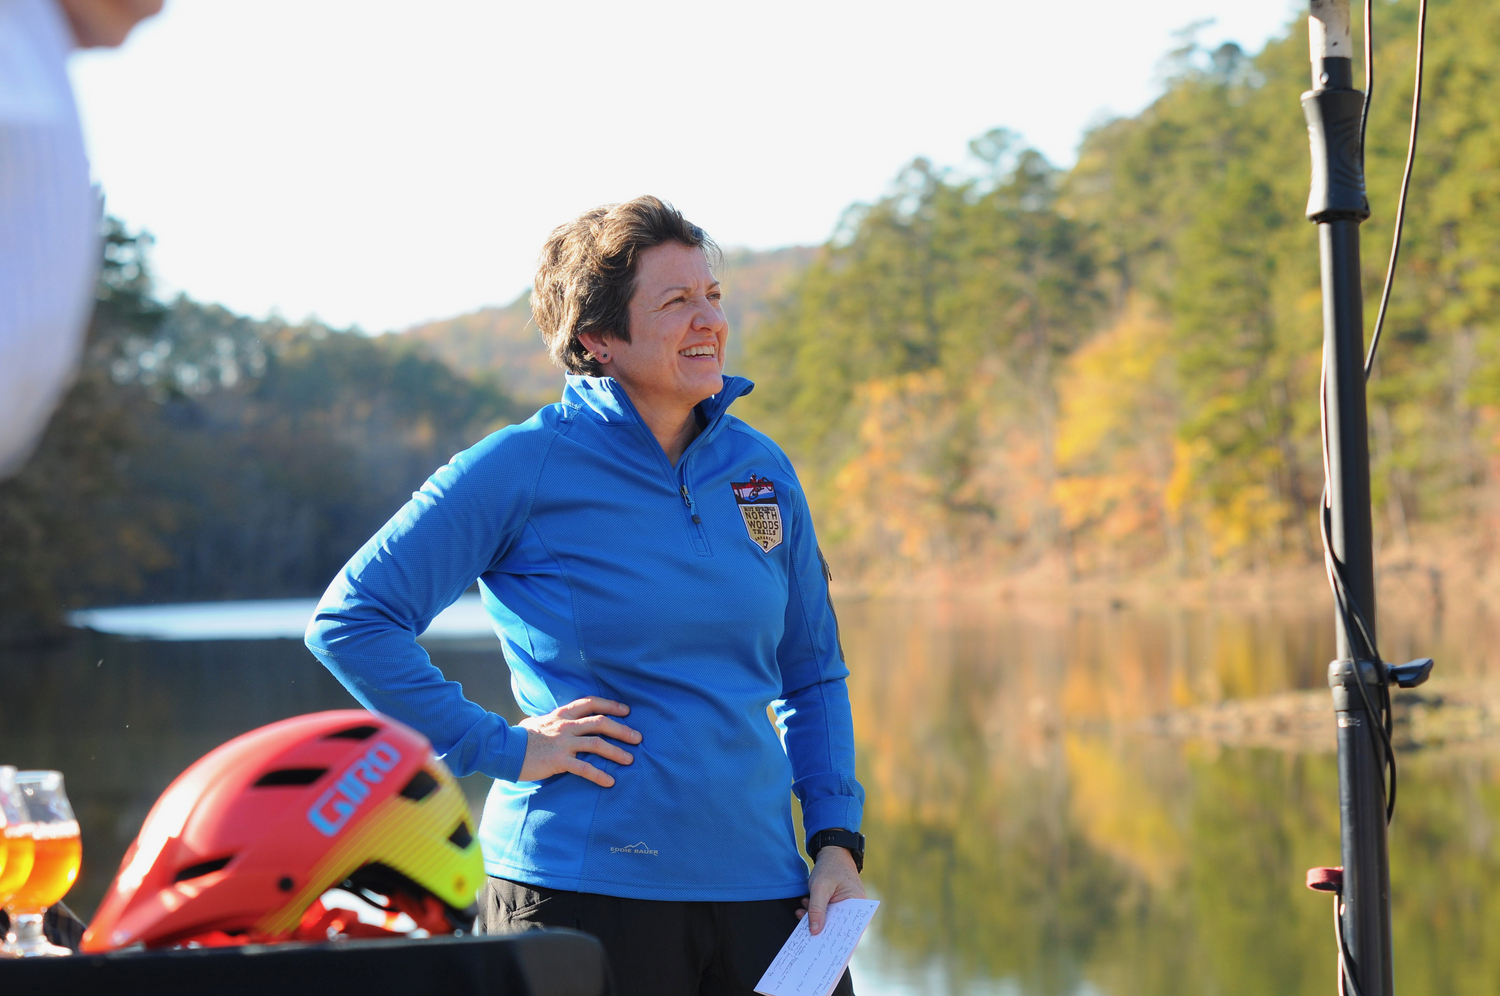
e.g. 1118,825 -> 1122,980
807,828 -> 865,872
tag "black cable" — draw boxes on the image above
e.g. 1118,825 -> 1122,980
1328,522 -> 1398,820
1364,0 -> 1428,379
1320,498 -> 1397,820
1319,364 -> 1397,824
1335,894 -> 1364,996
1316,383 -> 1396,821
1359,0 -> 1374,159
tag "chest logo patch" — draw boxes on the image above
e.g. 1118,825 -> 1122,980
731,474 -> 783,553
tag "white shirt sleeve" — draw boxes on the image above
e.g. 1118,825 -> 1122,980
0,0 -> 99,478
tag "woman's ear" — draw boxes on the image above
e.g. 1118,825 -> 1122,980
577,331 -> 613,364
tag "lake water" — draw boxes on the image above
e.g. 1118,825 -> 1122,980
4,592 -> 1499,994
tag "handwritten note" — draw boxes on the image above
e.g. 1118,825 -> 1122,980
754,899 -> 880,996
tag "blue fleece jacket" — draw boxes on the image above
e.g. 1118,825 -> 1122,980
305,375 -> 863,901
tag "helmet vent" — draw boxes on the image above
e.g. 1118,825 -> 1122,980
323,724 -> 379,741
398,770 -> 439,801
253,767 -> 328,787
448,821 -> 474,849
173,856 -> 233,882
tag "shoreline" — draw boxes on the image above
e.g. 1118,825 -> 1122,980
828,526 -> 1488,621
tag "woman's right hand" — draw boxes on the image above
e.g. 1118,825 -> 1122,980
518,697 -> 641,787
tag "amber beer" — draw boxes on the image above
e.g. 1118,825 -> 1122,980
0,822 -> 36,907
5,820 -> 80,913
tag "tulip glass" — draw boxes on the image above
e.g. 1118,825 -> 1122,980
1,771 -> 79,957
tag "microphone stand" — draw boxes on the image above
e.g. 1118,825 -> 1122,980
1301,2 -> 1431,992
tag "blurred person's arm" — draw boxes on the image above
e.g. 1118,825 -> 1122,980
0,0 -> 96,477
57,0 -> 160,48
0,0 -> 159,478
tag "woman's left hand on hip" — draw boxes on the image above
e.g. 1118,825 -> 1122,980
797,846 -> 865,935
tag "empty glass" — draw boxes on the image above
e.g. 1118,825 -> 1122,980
1,771 -> 80,957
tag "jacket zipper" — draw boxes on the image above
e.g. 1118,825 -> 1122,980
679,477 -> 710,555
680,485 -> 701,524
610,384 -> 720,555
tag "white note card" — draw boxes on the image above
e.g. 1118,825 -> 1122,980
754,898 -> 880,996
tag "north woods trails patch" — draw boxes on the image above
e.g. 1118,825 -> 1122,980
731,474 -> 783,553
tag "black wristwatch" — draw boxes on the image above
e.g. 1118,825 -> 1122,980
807,828 -> 865,872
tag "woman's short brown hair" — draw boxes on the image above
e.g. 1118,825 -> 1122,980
532,196 -> 720,376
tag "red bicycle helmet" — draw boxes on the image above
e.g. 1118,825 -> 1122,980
81,710 -> 484,951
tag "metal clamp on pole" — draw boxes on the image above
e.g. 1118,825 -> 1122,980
1388,658 -> 1433,688
1327,657 -> 1433,706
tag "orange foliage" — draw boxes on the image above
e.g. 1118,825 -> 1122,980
1053,299 -> 1180,570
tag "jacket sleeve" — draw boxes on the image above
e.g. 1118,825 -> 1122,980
775,479 -> 865,844
304,428 -> 539,782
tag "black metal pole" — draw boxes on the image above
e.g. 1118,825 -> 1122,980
1303,2 -> 1392,993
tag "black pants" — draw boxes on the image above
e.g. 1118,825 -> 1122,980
477,877 -> 856,996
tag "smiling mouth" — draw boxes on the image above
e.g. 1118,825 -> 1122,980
679,344 -> 717,358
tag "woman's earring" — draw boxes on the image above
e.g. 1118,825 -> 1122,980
599,352 -> 609,360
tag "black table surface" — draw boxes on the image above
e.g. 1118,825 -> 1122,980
0,928 -> 610,996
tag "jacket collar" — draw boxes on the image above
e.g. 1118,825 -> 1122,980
562,375 -> 755,431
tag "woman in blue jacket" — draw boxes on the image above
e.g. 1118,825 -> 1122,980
306,196 -> 864,996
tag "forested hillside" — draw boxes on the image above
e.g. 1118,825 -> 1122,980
741,0 -> 1499,581
397,296 -> 550,404
0,222 -> 521,640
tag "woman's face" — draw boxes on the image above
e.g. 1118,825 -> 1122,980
591,242 -> 727,413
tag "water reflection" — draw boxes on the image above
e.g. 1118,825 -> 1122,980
839,597 -> 1500,995
2,598 -> 1498,994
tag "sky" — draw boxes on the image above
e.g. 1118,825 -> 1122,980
70,0 -> 1302,333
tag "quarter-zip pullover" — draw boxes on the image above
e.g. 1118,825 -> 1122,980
306,375 -> 863,901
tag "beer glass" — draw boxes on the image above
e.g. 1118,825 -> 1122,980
0,767 -> 35,910
1,771 -> 80,957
